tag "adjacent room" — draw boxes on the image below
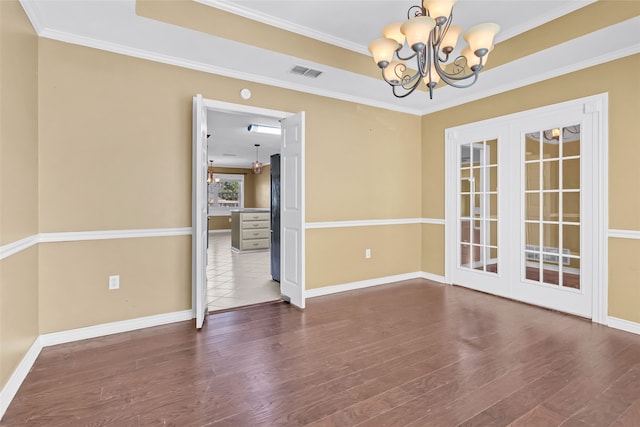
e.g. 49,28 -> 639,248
1,0 -> 639,424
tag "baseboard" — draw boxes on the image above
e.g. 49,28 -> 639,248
39,310 -> 193,346
208,229 -> 231,234
306,271 -> 445,298
608,316 -> 640,336
0,337 -> 43,420
416,271 -> 447,283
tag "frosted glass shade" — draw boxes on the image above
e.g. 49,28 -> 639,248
440,25 -> 462,52
401,16 -> 436,49
424,63 -> 441,85
382,22 -> 405,46
423,0 -> 457,20
368,38 -> 399,66
464,23 -> 500,55
383,61 -> 405,83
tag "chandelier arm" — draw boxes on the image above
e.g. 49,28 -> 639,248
392,76 -> 422,98
396,49 -> 418,62
379,64 -> 422,89
438,69 -> 480,88
407,4 -> 425,19
434,14 -> 454,63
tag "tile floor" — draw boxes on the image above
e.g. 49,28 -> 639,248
206,230 -> 281,311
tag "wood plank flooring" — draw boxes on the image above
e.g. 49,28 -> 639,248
3,279 -> 640,426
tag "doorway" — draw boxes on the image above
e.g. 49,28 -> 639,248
192,96 -> 306,328
445,94 -> 607,322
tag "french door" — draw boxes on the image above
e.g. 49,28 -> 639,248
447,96 -> 606,319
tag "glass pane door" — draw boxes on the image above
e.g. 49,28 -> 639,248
459,139 -> 498,275
523,125 -> 581,290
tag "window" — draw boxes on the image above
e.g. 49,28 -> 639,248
208,174 -> 244,215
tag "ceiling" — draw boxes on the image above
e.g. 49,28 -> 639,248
21,0 -> 637,168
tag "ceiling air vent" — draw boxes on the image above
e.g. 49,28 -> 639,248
290,65 -> 323,78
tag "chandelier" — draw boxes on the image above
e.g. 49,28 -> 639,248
368,0 -> 500,99
252,144 -> 263,174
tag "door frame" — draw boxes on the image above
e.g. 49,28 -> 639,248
445,93 -> 608,324
191,97 -> 305,318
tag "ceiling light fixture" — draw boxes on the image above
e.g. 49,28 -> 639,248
252,144 -> 263,175
368,0 -> 500,100
247,124 -> 281,135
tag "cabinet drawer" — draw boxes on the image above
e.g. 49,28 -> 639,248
241,212 -> 269,221
242,229 -> 270,239
240,238 -> 270,250
242,220 -> 269,229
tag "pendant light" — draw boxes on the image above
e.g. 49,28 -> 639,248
207,160 -> 214,183
252,144 -> 263,174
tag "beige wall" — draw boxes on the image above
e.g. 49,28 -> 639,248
306,225 -> 421,290
36,37 -> 422,331
39,236 -> 191,333
0,0 -> 39,388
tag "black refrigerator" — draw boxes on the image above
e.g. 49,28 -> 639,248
270,154 -> 281,282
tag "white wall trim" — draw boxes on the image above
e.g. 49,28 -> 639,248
208,229 -> 231,234
608,229 -> 640,240
608,317 -> 640,336
0,337 -> 43,421
305,218 -> 438,229
39,310 -> 193,347
0,228 -> 193,261
421,218 -> 446,225
39,227 -> 192,243
0,235 -> 39,261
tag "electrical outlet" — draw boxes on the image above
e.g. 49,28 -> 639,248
365,248 -> 371,259
109,275 -> 120,290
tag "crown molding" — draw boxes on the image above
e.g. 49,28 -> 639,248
418,17 -> 640,115
18,0 -> 45,34
36,28 -> 423,116
493,0 -> 597,44
197,0 -> 597,55
195,0 -> 368,55
17,2 -> 640,117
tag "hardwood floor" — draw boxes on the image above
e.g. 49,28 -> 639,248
3,279 -> 640,426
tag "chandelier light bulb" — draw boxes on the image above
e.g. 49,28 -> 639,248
464,23 -> 500,57
401,16 -> 436,51
440,24 -> 462,54
382,22 -> 405,46
368,37 -> 399,67
424,0 -> 457,22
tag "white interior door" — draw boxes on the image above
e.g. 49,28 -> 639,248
511,109 -> 594,318
448,126 -> 509,297
192,94 -> 208,328
279,112 -> 305,308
